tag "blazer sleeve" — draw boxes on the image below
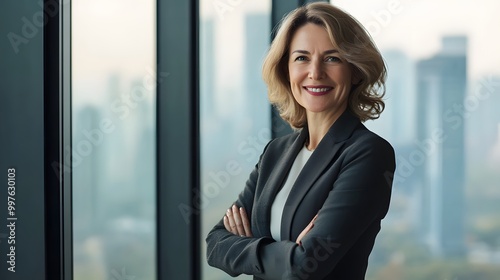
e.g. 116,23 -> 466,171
205,140 -> 276,277
254,136 -> 396,279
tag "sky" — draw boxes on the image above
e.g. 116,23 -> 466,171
72,0 -> 156,105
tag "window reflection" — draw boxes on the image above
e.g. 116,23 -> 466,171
72,1 -> 156,279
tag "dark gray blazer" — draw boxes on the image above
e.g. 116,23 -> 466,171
206,109 -> 396,280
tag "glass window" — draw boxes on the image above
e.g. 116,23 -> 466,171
330,0 -> 500,278
72,1 -> 156,279
200,0 -> 272,279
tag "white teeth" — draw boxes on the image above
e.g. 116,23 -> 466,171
306,87 -> 331,92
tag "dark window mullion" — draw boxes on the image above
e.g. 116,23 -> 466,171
157,0 -> 200,279
44,1 -> 72,279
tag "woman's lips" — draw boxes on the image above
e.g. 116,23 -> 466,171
303,86 -> 333,96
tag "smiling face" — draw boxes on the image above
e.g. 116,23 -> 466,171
288,23 -> 355,119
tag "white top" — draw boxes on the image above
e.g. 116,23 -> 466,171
270,145 -> 314,241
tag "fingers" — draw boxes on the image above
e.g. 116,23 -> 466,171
225,205 -> 244,236
231,205 -> 246,236
239,207 -> 253,237
303,214 -> 318,233
296,223 -> 312,245
225,208 -> 238,235
296,214 -> 319,245
223,215 -> 231,232
311,214 -> 318,224
224,205 -> 252,237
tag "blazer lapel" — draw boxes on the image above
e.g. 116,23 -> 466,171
280,110 -> 361,241
254,128 -> 308,238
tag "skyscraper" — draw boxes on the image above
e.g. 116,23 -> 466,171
383,49 -> 415,146
73,105 -> 102,238
416,36 -> 467,256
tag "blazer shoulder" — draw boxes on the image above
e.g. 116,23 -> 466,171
348,125 -> 395,155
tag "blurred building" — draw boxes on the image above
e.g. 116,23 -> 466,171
416,36 -> 467,257
73,105 -> 102,239
369,49 -> 415,146
103,75 -> 134,215
467,75 -> 500,165
491,124 -> 500,165
129,79 -> 156,218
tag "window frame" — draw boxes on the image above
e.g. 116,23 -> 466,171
156,0 -> 201,279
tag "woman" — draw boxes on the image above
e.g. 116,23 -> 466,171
206,2 -> 395,279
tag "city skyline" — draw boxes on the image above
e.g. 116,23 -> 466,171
69,2 -> 500,279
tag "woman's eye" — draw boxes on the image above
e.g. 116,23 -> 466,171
326,56 -> 341,62
295,56 -> 307,61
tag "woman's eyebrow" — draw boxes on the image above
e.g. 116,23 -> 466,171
324,49 -> 339,54
290,49 -> 339,55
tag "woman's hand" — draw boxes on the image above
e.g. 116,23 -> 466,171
296,214 -> 318,246
224,204 -> 253,237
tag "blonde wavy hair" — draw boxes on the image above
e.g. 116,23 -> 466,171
262,2 -> 386,128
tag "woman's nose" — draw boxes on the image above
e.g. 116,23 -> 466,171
308,60 -> 324,80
